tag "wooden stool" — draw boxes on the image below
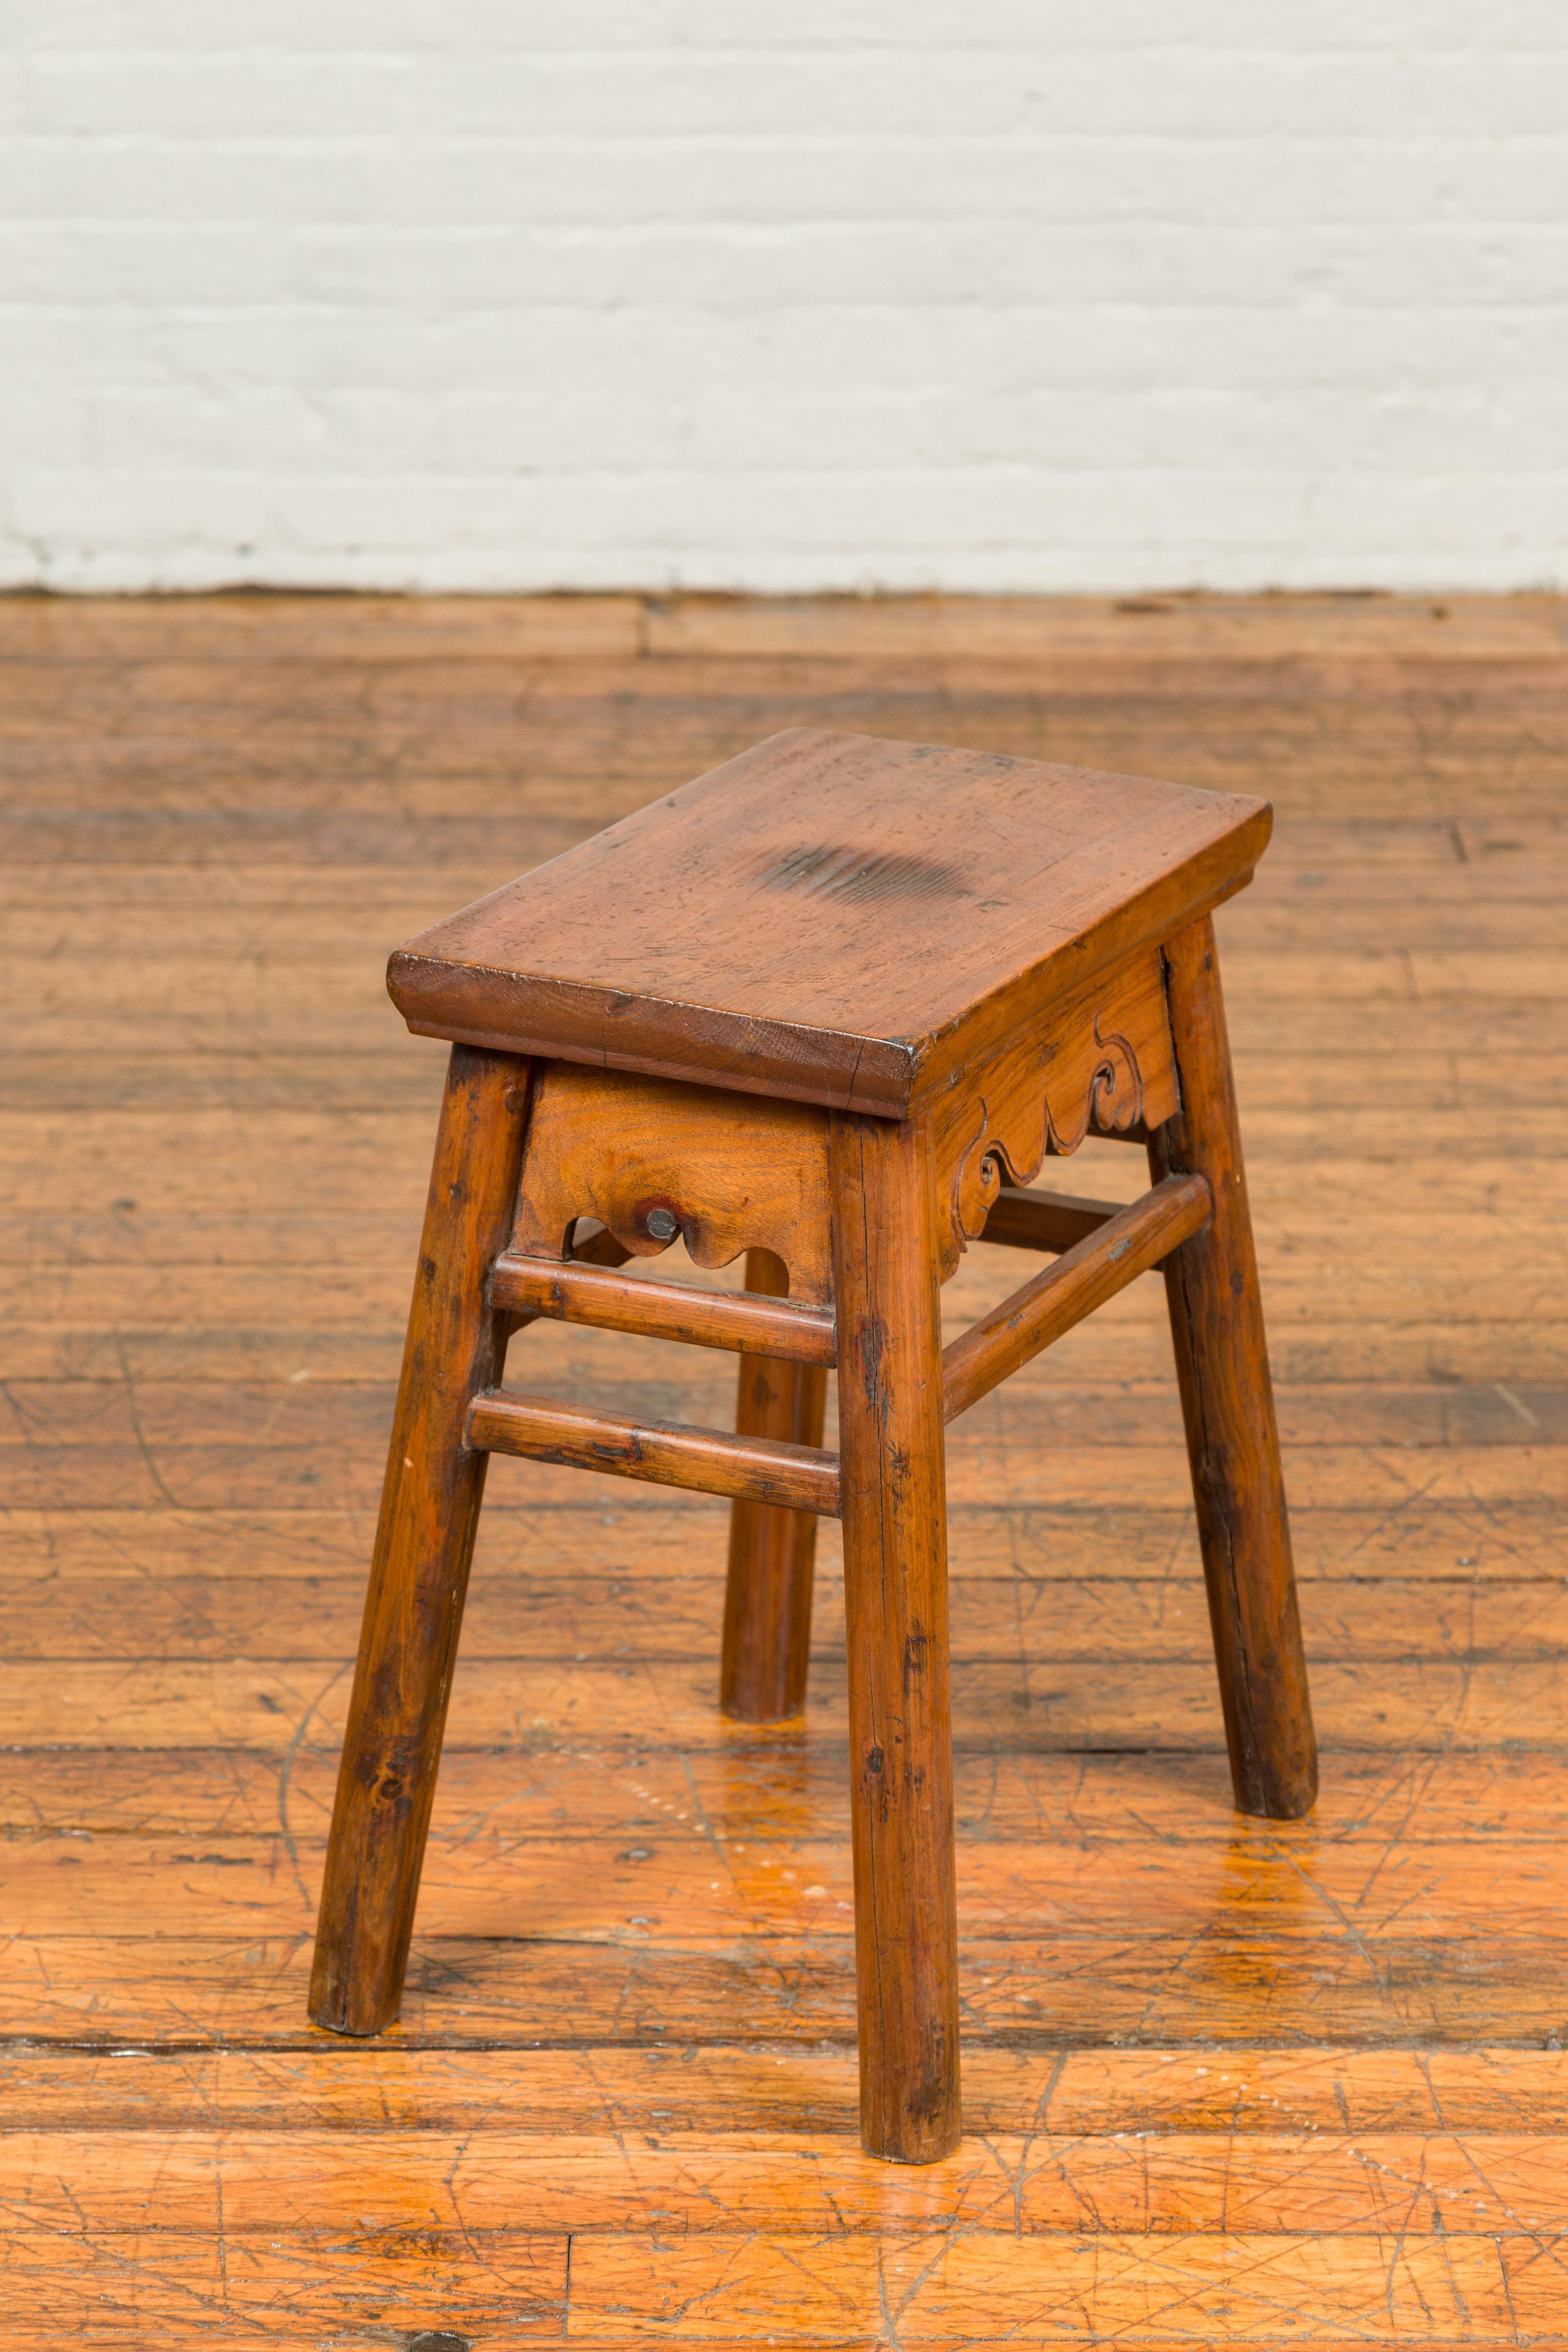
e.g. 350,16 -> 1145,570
309,727 -> 1317,2163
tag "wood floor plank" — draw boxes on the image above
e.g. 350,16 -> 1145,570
8,1927 -> 1568,2048
7,1323 -> 1568,1389
16,896 -> 1568,959
6,1113 -> 1566,1211
1,2230 -> 568,2345
10,1825 -> 1568,1947
0,1006 -> 1461,1068
562,2228 -> 1551,2340
2,1497 -> 1559,1583
10,2224 -> 1559,2350
635,587 -> 1568,662
9,1740 -> 1568,1852
1,1435 -> 1559,1515
9,2041 -> 1568,2135
4,1375 -> 1563,1456
6,1570 -> 1568,1666
3,1163 -> 1516,1245
9,1653 -> 1568,1752
0,586 -> 646,658
28,943 -> 1559,1020
9,1745 -> 1568,1848
8,1316 -> 1567,1386
7,847 -> 1562,910
9,2122 -> 1568,2236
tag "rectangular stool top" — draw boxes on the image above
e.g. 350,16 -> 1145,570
389,727 -> 1269,1117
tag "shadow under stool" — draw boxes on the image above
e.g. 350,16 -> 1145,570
309,725 -> 1318,2164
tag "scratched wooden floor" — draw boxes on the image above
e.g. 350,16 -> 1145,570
4,591 -> 1567,2348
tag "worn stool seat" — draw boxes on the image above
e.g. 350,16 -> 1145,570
311,727 -> 1317,2164
387,726 -> 1273,1114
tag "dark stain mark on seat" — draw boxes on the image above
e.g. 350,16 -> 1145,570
752,842 -> 967,904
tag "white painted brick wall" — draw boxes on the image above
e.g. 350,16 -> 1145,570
3,2 -> 1565,591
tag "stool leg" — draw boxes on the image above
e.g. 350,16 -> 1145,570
309,1044 -> 531,2035
1151,916 -> 1318,1820
830,1111 -> 960,2163
721,1250 -> 827,1722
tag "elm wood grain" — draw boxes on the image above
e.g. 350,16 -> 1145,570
722,1247 -> 830,1723
512,1060 -> 835,1301
389,727 -> 1272,1116
308,1041 -> 530,2040
942,1173 -> 1212,1422
489,1249 -> 836,1365
469,1389 -> 842,1516
1152,916 -> 1319,1823
977,1184 -> 1120,1253
830,1110 -> 960,2164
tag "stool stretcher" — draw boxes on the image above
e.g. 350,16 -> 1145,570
489,1250 -> 837,1363
943,1172 -> 1213,1423
977,1184 -> 1121,1254
468,1387 -> 842,1516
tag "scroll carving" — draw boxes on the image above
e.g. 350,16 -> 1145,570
1053,1017 -> 1145,1153
932,947 -> 1179,1278
512,1062 -> 835,1304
